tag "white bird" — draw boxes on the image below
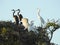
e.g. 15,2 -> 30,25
47,19 -> 50,23
37,8 -> 45,27
21,18 -> 29,30
28,21 -> 39,34
21,18 -> 39,33
30,20 -> 34,26
50,19 -> 55,23
55,19 -> 60,26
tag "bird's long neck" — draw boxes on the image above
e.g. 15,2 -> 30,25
17,12 -> 20,15
17,10 -> 20,15
13,11 -> 15,16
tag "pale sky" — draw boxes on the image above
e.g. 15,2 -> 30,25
0,0 -> 60,45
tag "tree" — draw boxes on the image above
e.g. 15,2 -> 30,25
0,9 -> 60,45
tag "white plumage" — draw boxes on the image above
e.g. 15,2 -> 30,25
21,18 -> 38,34
37,8 -> 45,27
28,25 -> 39,34
21,18 -> 29,29
28,21 -> 39,34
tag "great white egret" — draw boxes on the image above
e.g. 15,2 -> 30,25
37,8 -> 45,27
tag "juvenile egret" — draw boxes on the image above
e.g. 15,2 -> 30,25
28,20 -> 39,34
21,18 -> 29,30
21,18 -> 39,33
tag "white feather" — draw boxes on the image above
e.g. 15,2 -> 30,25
21,18 -> 29,29
37,8 -> 45,27
28,21 -> 39,34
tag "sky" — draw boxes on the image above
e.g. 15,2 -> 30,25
0,0 -> 60,45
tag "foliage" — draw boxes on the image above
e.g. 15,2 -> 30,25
0,20 -> 60,45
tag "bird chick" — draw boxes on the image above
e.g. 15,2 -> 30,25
12,9 -> 19,25
16,9 -> 23,24
21,18 -> 29,30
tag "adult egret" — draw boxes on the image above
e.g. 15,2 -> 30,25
37,8 -> 45,27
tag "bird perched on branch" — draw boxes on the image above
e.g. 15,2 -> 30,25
16,9 -> 23,24
12,9 -> 19,25
21,18 -> 29,30
37,8 -> 45,27
28,21 -> 39,34
21,18 -> 38,33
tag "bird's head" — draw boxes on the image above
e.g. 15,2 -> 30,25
16,9 -> 20,15
11,9 -> 15,13
16,9 -> 20,13
11,9 -> 15,11
37,8 -> 40,15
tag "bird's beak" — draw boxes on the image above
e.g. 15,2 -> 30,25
11,10 -> 13,11
11,9 -> 15,11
